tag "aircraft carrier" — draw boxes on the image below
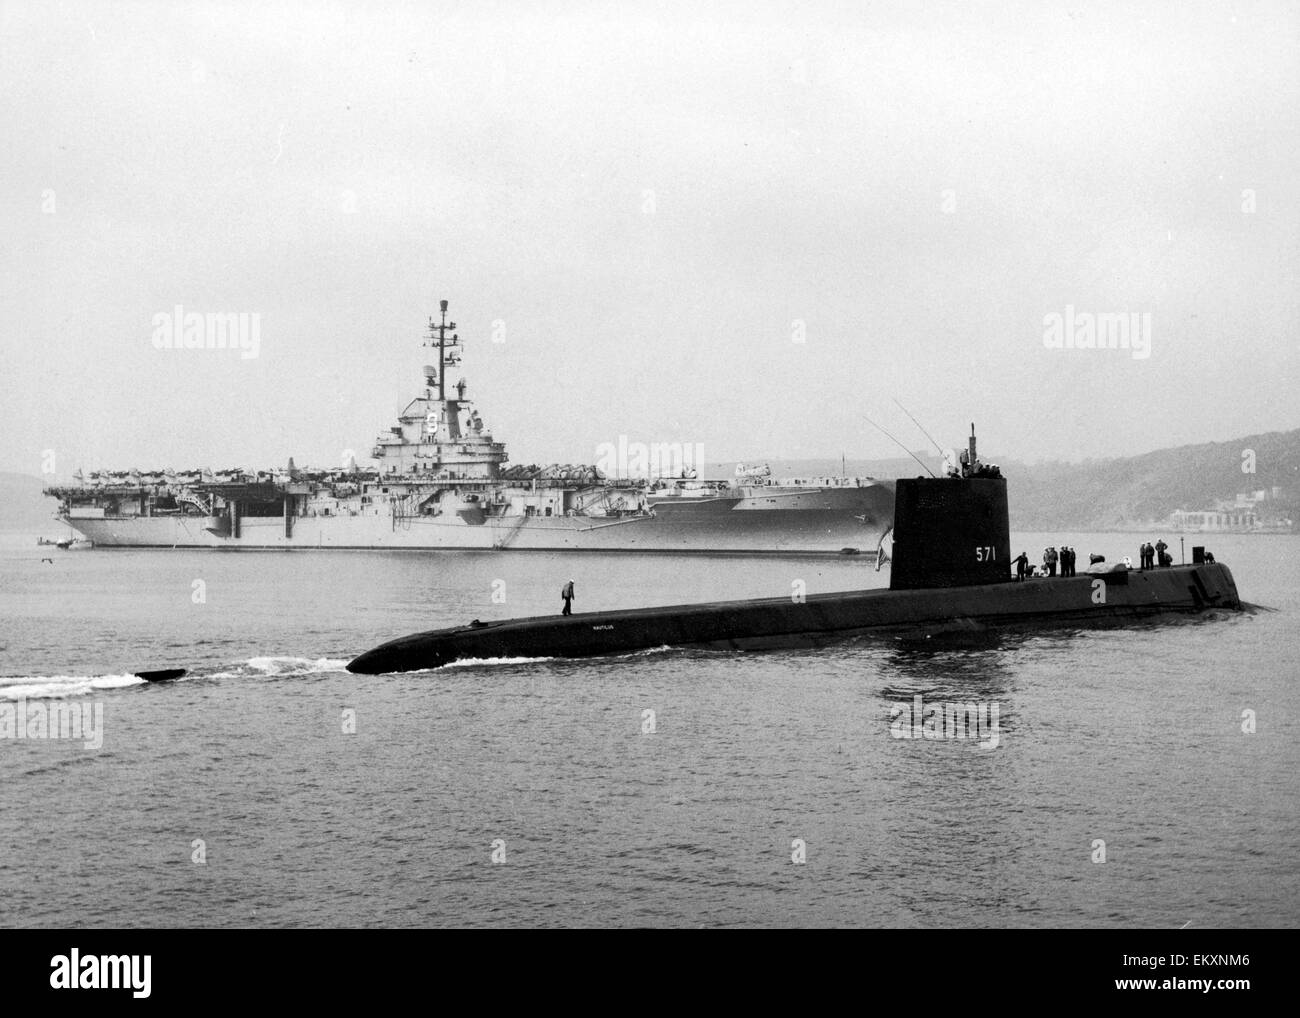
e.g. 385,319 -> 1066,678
43,301 -> 895,555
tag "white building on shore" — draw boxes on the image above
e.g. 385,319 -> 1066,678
1167,487 -> 1291,532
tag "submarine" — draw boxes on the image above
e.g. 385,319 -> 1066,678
346,426 -> 1242,674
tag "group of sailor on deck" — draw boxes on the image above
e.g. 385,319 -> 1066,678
1010,538 -> 1191,581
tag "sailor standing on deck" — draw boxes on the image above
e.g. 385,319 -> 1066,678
561,579 -> 575,615
1013,551 -> 1029,581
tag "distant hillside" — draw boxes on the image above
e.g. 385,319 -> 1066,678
0,472 -> 63,533
1000,429 -> 1300,530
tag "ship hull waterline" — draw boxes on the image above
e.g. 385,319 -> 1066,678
346,563 -> 1241,674
59,496 -> 893,556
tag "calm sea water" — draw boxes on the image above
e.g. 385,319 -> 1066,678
1,529 -> 1296,928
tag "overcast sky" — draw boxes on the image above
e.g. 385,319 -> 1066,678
2,0 -> 1296,478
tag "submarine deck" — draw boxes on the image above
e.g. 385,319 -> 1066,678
346,562 -> 1241,673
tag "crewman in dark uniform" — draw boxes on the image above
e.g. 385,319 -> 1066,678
561,579 -> 575,615
1155,539 -> 1169,566
1013,551 -> 1029,581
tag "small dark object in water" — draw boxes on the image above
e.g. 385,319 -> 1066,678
840,547 -> 860,555
134,668 -> 187,683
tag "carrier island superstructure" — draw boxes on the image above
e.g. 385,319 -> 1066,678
44,301 -> 895,554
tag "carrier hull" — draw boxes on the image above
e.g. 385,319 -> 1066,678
59,484 -> 893,555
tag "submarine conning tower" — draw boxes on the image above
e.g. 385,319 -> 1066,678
890,423 -> 1012,590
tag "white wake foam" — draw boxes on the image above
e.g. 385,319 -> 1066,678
0,674 -> 144,701
207,656 -> 349,679
441,656 -> 557,669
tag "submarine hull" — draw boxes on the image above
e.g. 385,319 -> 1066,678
346,563 -> 1241,674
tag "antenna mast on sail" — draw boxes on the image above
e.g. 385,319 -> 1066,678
892,398 -> 945,457
865,415 -> 936,478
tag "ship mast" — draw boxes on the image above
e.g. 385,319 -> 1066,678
424,299 -> 459,404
